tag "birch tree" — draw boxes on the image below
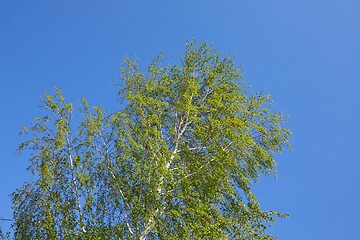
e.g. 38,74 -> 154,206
12,41 -> 291,239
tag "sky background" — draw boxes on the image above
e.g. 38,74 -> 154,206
1,1 -> 359,239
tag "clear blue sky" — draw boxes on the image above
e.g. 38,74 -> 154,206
1,1 -> 359,239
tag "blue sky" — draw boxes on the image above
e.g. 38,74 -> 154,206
1,1 -> 359,239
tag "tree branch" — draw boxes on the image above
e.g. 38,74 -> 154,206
66,132 -> 86,234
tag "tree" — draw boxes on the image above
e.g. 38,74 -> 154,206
12,41 -> 291,239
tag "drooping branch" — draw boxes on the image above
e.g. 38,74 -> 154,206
97,128 -> 135,237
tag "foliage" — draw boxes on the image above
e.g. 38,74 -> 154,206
12,41 -> 291,239
0,222 -> 11,240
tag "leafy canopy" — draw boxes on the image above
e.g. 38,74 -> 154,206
12,41 -> 290,239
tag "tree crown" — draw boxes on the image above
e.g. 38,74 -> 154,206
12,41 -> 290,239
